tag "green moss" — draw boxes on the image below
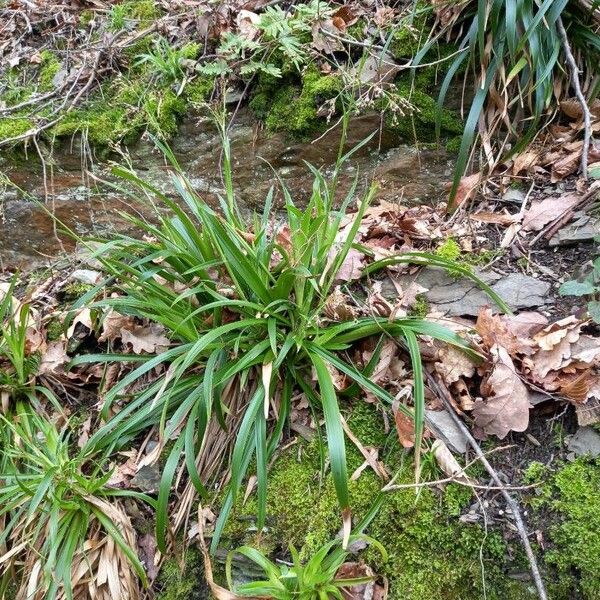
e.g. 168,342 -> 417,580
538,459 -> 600,598
38,51 -> 61,91
0,116 -> 34,141
143,88 -> 186,138
109,0 -> 161,30
221,400 -> 529,599
79,10 -> 94,27
62,281 -> 94,302
51,76 -> 184,146
155,545 -> 208,600
388,2 -> 431,60
409,295 -> 429,318
435,238 -> 461,262
250,67 -> 341,138
391,84 -> 463,142
45,319 -> 64,342
185,75 -> 217,105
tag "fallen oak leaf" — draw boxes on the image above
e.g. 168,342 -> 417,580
121,323 -> 170,354
473,345 -> 531,438
450,172 -> 480,207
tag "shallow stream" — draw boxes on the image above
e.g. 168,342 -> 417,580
0,111 -> 452,270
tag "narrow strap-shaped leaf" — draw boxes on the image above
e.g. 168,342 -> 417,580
308,352 -> 349,510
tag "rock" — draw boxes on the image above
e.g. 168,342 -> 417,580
502,188 -> 526,204
131,464 -> 161,493
384,269 -> 551,316
70,269 -> 102,285
567,426 -> 600,458
549,213 -> 600,246
425,409 -> 469,454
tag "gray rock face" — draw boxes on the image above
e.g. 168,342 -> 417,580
549,213 -> 600,246
384,268 -> 551,316
131,464 -> 161,493
567,426 -> 600,458
425,409 -> 469,453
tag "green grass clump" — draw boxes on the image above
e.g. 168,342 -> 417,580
72,114 -> 506,560
0,403 -> 153,599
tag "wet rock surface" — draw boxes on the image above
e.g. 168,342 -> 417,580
0,111 -> 452,270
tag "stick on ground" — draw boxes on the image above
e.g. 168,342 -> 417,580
557,15 -> 593,179
426,373 -> 549,600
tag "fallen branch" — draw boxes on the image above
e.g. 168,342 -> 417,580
557,15 -> 593,179
426,372 -> 549,600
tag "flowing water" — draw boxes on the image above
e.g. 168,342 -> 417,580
0,110 -> 452,270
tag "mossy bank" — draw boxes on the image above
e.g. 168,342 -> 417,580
153,404 -> 600,600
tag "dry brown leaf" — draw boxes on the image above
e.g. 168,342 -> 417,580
98,310 -> 135,342
393,402 -> 415,448
121,323 -> 170,354
512,149 -> 540,175
451,173 -> 480,207
501,311 -> 549,340
39,340 -> 69,375
469,211 -> 519,225
522,194 -> 580,231
323,288 -> 358,321
434,345 -> 476,384
337,562 -> 385,600
476,308 -> 538,356
474,345 -> 531,438
236,9 -> 259,39
551,150 -> 582,182
335,247 -> 365,282
432,439 -> 471,483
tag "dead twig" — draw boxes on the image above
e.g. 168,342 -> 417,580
529,181 -> 600,246
557,16 -> 593,179
426,372 -> 549,600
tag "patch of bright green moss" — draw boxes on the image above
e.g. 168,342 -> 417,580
0,116 -> 34,141
536,459 -> 600,599
109,0 -> 161,30
222,401 -> 527,599
185,75 -> 216,105
391,84 -> 463,143
388,2 -> 431,59
51,76 -> 184,145
250,67 -> 341,138
39,51 -> 61,91
409,294 -> 429,318
155,545 -> 208,600
435,238 -> 461,262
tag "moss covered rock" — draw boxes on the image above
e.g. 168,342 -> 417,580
250,67 -> 341,138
